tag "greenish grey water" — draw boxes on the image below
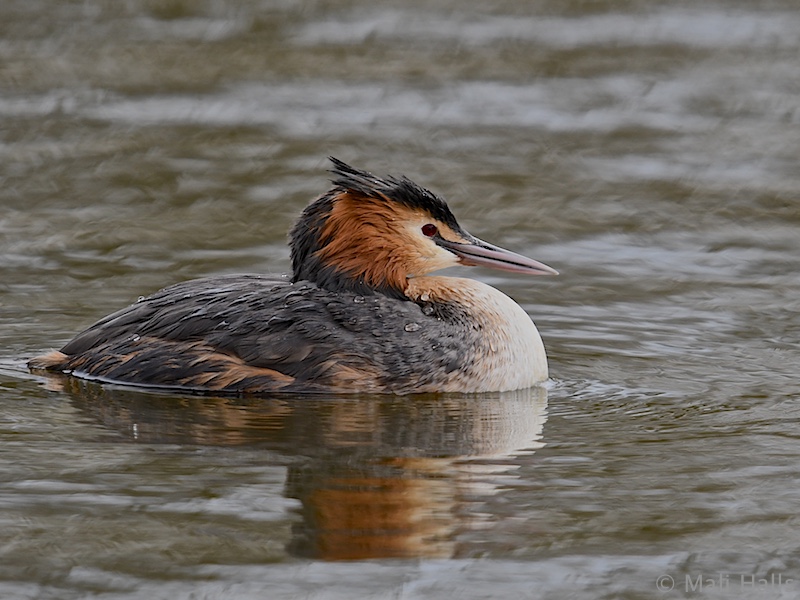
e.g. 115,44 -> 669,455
2,1 -> 800,598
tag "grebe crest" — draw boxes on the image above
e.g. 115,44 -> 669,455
29,158 -> 557,395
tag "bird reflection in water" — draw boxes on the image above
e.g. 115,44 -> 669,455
61,378 -> 547,560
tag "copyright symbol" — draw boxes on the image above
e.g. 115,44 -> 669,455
656,575 -> 674,591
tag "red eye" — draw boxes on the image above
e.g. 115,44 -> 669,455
421,224 -> 438,237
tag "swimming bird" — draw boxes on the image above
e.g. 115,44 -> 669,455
29,158 -> 557,395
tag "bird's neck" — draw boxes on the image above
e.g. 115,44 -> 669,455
405,276 -> 513,313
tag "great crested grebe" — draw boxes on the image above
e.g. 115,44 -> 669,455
29,158 -> 557,395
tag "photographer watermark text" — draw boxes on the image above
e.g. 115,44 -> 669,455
656,572 -> 793,593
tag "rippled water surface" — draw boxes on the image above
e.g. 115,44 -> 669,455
2,1 -> 800,598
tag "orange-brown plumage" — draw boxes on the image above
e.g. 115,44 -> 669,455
29,158 -> 557,394
314,192 -> 412,294
313,191 -> 469,295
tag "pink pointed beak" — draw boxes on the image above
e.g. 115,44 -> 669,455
436,235 -> 558,276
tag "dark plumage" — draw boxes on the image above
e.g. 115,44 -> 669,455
326,157 -> 462,228
45,275 -> 478,395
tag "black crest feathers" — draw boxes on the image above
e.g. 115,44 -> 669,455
327,157 -> 459,228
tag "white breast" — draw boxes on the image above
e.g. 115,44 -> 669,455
409,276 -> 549,392
457,278 -> 548,392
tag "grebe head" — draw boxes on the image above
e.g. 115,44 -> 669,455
290,158 -> 557,298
